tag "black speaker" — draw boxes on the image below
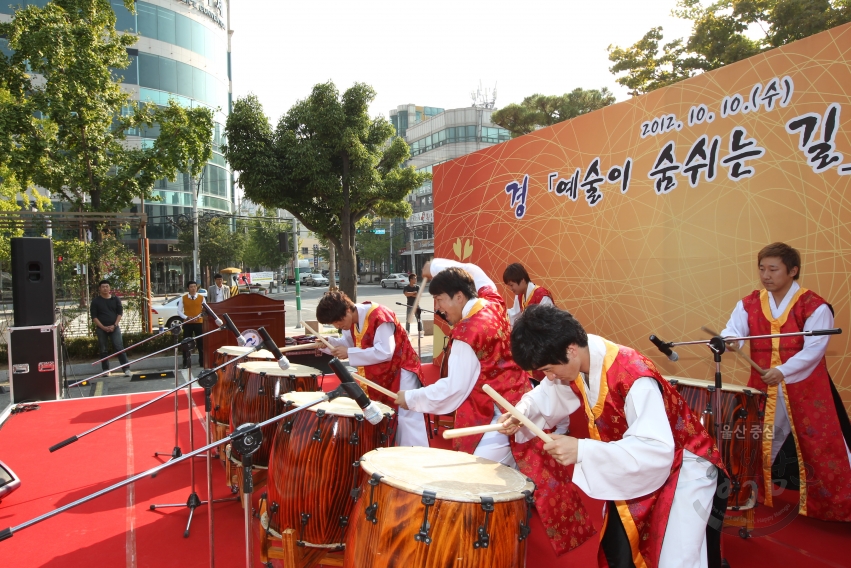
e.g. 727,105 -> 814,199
278,232 -> 289,253
11,237 -> 55,327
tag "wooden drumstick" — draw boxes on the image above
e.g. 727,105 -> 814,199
408,277 -> 429,325
701,326 -> 767,376
301,321 -> 400,399
442,423 -> 504,439
279,341 -> 322,353
482,384 -> 553,444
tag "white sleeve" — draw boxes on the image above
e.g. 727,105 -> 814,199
572,378 -> 675,501
539,296 -> 553,307
720,300 -> 749,349
513,378 -> 581,443
405,340 -> 479,415
320,331 -> 356,355
176,297 -> 186,320
777,303 -> 834,384
507,296 -> 521,327
347,322 -> 395,366
431,258 -> 496,292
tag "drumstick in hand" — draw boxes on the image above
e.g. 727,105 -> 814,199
279,342 -> 323,353
442,423 -> 504,439
408,278 -> 429,325
301,321 -> 399,399
701,326 -> 767,376
482,384 -> 553,444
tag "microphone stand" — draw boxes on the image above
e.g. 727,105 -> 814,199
397,302 -> 433,359
89,314 -> 202,369
50,326 -> 250,452
0,391 -> 339,568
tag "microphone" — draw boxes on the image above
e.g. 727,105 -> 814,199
328,358 -> 384,425
202,301 -> 224,327
649,335 -> 679,362
222,313 -> 247,346
257,327 -> 291,370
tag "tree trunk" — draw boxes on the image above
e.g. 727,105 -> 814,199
328,242 -> 337,290
339,154 -> 357,301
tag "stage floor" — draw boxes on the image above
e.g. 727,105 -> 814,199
0,386 -> 848,567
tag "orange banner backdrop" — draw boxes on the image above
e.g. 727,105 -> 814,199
433,23 -> 851,410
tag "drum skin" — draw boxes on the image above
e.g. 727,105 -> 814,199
670,378 -> 766,508
265,400 -> 396,568
229,370 -> 318,467
343,481 -> 528,568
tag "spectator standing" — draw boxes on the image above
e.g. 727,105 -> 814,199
177,280 -> 205,369
402,273 -> 423,337
209,273 -> 231,303
90,280 -> 131,376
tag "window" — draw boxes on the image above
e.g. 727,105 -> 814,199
157,9 -> 176,44
301,247 -> 309,256
137,3 -> 157,38
134,3 -> 224,68
112,1 -> 137,32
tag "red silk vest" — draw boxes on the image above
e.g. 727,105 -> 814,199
742,288 -> 851,521
569,339 -> 723,568
520,284 -> 555,311
350,302 -> 421,408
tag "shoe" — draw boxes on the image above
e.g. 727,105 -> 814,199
419,331 -> 424,338
124,368 -> 132,377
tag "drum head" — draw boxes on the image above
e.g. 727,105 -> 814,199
282,391 -> 394,417
217,345 -> 275,359
237,360 -> 322,377
664,375 -> 765,396
359,447 -> 534,503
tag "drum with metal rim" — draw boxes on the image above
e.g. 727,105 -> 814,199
259,392 -> 396,568
666,376 -> 767,509
343,447 -> 535,568
212,346 -> 274,445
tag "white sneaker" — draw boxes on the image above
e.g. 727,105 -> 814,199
418,330 -> 424,338
124,368 -> 132,377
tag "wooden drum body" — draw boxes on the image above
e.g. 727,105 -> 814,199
667,376 -> 766,509
259,392 -> 396,568
229,362 -> 322,467
343,447 -> 535,568
211,347 -> 274,446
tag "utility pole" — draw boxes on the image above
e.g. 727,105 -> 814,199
191,167 -> 205,284
293,218 -> 302,328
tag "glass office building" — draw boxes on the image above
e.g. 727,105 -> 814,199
0,0 -> 234,293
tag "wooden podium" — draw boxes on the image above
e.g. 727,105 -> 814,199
202,293 -> 286,369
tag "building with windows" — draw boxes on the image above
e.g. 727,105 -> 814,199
0,0 -> 234,294
389,105 -> 510,274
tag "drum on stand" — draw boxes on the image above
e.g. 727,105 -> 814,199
212,346 -> 274,456
344,447 -> 535,568
227,362 -> 322,494
667,376 -> 766,532
258,392 -> 396,568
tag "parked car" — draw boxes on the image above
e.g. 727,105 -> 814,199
305,273 -> 329,287
380,273 -> 409,289
150,289 -> 208,329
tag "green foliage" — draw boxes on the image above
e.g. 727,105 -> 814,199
0,0 -> 214,214
242,210 -> 293,270
56,330 -> 182,360
491,88 -> 617,137
356,223 -> 405,268
223,83 -> 429,300
608,0 -> 851,95
177,215 -> 245,273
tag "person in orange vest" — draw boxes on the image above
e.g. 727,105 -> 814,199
177,280 -> 204,369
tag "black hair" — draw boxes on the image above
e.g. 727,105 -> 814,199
428,267 -> 477,300
316,290 -> 356,324
511,304 -> 588,370
98,279 -> 110,287
187,280 -> 198,287
214,273 -> 223,279
408,273 -> 416,280
502,263 -> 531,285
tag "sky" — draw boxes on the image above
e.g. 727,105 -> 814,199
229,0 -> 698,125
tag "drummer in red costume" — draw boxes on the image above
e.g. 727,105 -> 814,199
395,259 -> 597,556
720,242 -> 851,521
502,305 -> 725,568
503,262 -> 555,327
316,291 -> 429,447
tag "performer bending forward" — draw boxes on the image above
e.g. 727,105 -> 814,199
503,262 -> 555,327
396,259 -> 530,464
316,291 -> 429,447
721,242 -> 851,521
503,305 -> 725,568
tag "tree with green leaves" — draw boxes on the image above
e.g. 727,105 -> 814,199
0,0 -> 214,223
608,0 -> 851,96
177,216 -> 245,277
491,88 -> 617,137
355,221 -> 405,275
242,211 -> 293,271
223,83 -> 428,300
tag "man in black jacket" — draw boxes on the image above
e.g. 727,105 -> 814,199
90,280 -> 131,376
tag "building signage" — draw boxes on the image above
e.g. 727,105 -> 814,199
175,0 -> 226,30
413,238 -> 434,251
407,209 -> 434,224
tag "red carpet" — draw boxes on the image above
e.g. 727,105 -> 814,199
0,385 -> 849,567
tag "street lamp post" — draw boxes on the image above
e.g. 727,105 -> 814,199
293,219 -> 302,328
